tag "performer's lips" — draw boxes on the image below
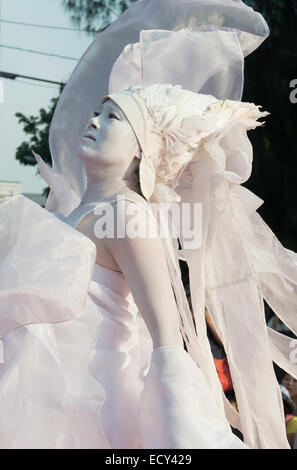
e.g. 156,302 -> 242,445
83,133 -> 96,141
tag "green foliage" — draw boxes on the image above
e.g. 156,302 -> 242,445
61,0 -> 135,33
15,97 -> 58,167
14,0 -> 137,170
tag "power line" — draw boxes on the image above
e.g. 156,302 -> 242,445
0,71 -> 65,91
17,79 -> 60,91
0,18 -> 96,33
0,44 -> 79,61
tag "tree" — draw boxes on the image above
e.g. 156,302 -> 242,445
15,1 -> 136,171
61,0 -> 135,33
14,1 -> 136,191
15,97 -> 58,167
15,97 -> 58,195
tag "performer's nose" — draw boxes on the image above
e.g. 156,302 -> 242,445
88,116 -> 99,129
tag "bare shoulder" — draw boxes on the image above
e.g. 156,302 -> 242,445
102,200 -> 167,279
73,193 -> 159,268
100,196 -> 159,251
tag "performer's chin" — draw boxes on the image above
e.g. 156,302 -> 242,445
77,144 -> 102,164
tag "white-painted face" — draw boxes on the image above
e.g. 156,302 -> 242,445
78,99 -> 141,170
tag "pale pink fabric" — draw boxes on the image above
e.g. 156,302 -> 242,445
176,122 -> 297,449
49,0 -> 269,203
0,195 -> 247,449
24,0 -> 296,449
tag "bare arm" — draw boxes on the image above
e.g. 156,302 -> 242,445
100,200 -> 183,350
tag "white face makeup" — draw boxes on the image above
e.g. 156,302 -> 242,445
78,99 -> 141,170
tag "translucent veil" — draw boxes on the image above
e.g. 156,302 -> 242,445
38,0 -> 297,449
47,0 -> 269,211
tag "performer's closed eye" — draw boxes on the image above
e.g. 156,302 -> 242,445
109,113 -> 119,120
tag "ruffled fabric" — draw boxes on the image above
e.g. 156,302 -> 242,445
105,83 -> 269,205
33,101 -> 292,449
175,120 -> 297,449
0,195 -> 150,448
181,97 -> 270,159
0,195 -> 95,334
202,98 -> 270,132
0,195 -> 247,449
32,151 -> 80,216
140,345 -> 248,449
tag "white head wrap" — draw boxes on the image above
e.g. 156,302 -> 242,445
101,84 -> 268,203
34,0 -> 297,449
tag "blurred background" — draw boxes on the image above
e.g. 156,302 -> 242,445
0,0 -> 296,249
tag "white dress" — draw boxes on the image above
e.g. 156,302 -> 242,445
0,194 -> 247,449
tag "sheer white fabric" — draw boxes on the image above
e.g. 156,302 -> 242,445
109,29 -> 245,100
0,195 -> 247,449
48,0 -> 269,205
175,122 -> 297,448
105,45 -> 295,447
20,0 -> 296,449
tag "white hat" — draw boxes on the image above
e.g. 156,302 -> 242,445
101,83 -> 268,202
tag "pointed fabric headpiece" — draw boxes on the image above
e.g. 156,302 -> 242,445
101,83 -> 268,203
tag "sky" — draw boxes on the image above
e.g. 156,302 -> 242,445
0,0 -> 98,193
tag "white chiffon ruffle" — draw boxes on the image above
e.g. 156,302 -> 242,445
0,195 -> 246,449
140,346 -> 247,449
